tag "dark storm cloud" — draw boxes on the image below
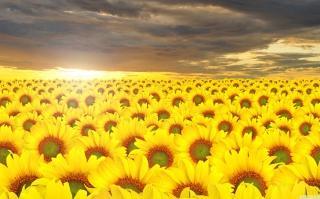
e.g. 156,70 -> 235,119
0,0 -> 319,77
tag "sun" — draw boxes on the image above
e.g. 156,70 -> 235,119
57,67 -> 112,79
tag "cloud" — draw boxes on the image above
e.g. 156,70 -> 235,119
0,0 -> 319,78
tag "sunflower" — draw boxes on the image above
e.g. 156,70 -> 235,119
50,87 -> 68,103
37,92 -> 56,105
131,92 -> 154,107
233,92 -> 254,109
305,90 -> 320,106
79,90 -> 103,107
19,179 -> 90,199
22,100 -> 48,116
60,92 -> 81,109
217,103 -> 249,121
153,159 -> 223,197
13,88 -> 38,106
233,182 -> 264,199
194,101 -> 221,119
72,131 -> 126,160
15,111 -> 43,133
23,119 -> 79,162
211,92 -> 230,105
96,112 -> 124,133
224,87 -> 241,103
1,101 -> 23,117
37,148 -> 104,197
95,100 -> 123,116
175,123 -> 226,164
261,129 -> 297,165
294,132 -> 320,164
143,114 -> 162,132
300,103 -> 320,119
112,118 -> 151,155
0,90 -> 13,107
191,115 -> 213,128
0,126 -> 24,165
212,147 -> 277,196
252,89 -> 275,107
41,103 -> 69,119
74,116 -> 99,136
0,113 -> 17,131
210,131 -> 262,161
273,154 -> 320,191
206,182 -> 233,199
145,85 -> 167,102
151,99 -> 173,121
114,92 -> 132,108
269,117 -> 294,136
187,88 -> 212,106
121,103 -> 155,121
172,101 -> 196,121
257,109 -> 278,130
288,91 -> 305,108
233,118 -> 265,140
265,181 -> 320,199
88,155 -> 159,194
270,100 -> 296,120
130,129 -> 177,168
166,90 -> 187,107
210,112 -> 238,135
0,151 -> 42,196
62,108 -> 84,128
291,114 -> 320,136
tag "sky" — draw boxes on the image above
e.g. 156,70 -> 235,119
0,0 -> 320,79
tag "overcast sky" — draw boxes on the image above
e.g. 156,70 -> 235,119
0,0 -> 320,78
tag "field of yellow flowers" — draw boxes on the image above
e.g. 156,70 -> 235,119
1,78 -> 320,199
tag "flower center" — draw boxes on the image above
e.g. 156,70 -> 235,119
120,99 -> 130,107
173,183 -> 207,197
242,127 -> 257,139
213,99 -> 224,104
203,111 -> 214,118
189,139 -> 212,163
0,142 -> 17,165
279,126 -> 290,134
172,97 -> 184,107
23,119 -> 36,132
53,112 -> 63,118
104,121 -> 117,132
311,99 -> 320,106
230,171 -> 267,196
193,95 -> 204,105
240,99 -> 251,108
258,96 -> 268,106
67,99 -> 79,108
293,99 -> 303,107
151,93 -> 160,101
20,95 -> 31,105
157,110 -> 170,120
218,121 -> 232,133
271,88 -> 277,93
138,99 -> 149,106
38,137 -> 65,162
305,179 -> 320,190
10,175 -> 38,196
169,124 -> 183,134
116,177 -> 145,193
81,125 -> 96,136
310,146 -> 320,164
299,122 -> 312,135
85,96 -> 95,106
61,173 -> 92,198
0,97 -> 10,107
85,147 -> 108,159
131,113 -> 145,121
40,99 -> 50,104
269,146 -> 292,164
123,136 -> 142,155
277,110 -> 292,120
147,146 -> 173,168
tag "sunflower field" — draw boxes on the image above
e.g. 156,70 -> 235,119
1,78 -> 320,199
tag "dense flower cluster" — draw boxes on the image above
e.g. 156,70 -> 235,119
0,78 -> 320,199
